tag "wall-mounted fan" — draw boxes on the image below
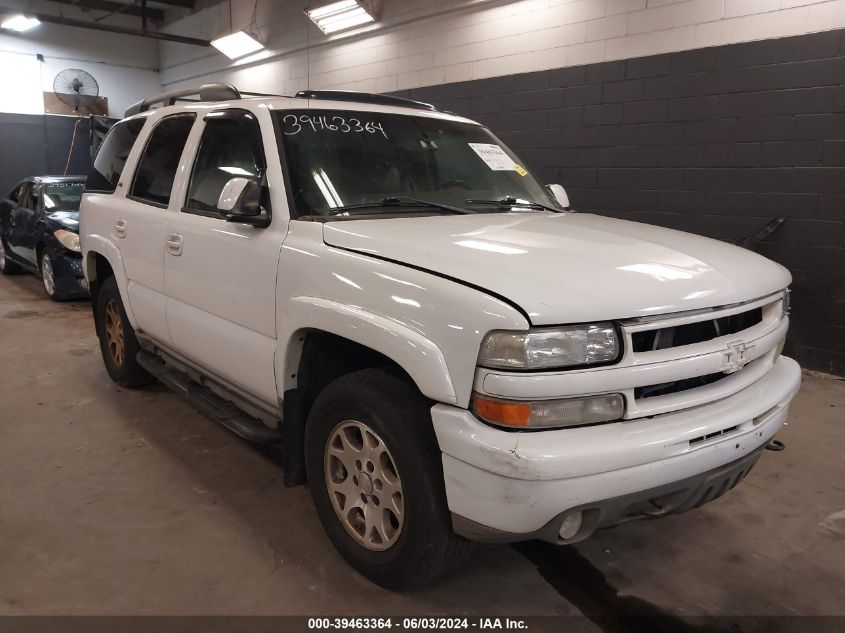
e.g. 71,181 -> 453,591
53,68 -> 100,113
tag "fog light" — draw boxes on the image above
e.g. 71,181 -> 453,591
558,511 -> 582,540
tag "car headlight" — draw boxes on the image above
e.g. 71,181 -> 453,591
54,229 -> 80,252
472,392 -> 625,429
478,323 -> 620,370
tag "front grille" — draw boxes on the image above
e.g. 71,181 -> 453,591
632,307 -> 763,353
634,371 -> 727,399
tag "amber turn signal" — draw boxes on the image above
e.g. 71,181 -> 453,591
472,395 -> 531,427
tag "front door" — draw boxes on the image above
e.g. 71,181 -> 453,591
8,182 -> 38,266
164,109 -> 282,407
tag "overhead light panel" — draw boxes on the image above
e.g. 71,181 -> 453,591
211,31 -> 265,60
2,14 -> 41,32
306,0 -> 376,35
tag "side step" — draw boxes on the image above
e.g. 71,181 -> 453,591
137,351 -> 284,444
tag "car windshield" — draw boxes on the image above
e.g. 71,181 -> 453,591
43,182 -> 85,212
275,110 -> 561,217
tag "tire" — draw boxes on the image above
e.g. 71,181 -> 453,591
94,276 -> 152,387
305,368 -> 473,589
39,251 -> 63,301
0,237 -> 22,275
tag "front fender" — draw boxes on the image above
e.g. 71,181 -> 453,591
82,234 -> 137,329
282,296 -> 457,405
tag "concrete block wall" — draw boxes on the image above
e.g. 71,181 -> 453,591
399,28 -> 845,375
160,0 -> 845,95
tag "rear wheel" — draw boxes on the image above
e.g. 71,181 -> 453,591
305,368 -> 473,589
0,238 -> 22,275
94,276 -> 152,387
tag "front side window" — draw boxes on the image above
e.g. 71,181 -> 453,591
86,118 -> 146,194
43,182 -> 86,211
275,109 -> 560,218
130,114 -> 196,207
184,112 -> 265,216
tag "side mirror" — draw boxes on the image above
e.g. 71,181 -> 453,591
217,177 -> 268,227
547,184 -> 570,210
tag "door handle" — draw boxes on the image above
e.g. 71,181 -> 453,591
113,219 -> 127,238
166,233 -> 183,256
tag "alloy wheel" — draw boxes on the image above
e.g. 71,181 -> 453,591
104,299 -> 125,366
41,253 -> 56,296
324,420 -> 404,551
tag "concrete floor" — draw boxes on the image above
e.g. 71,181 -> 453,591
1,272 -> 844,623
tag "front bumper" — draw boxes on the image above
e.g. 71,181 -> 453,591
51,253 -> 88,297
431,355 -> 801,541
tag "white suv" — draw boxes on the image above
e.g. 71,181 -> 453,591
80,84 -> 801,589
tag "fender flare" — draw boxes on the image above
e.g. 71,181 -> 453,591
83,235 -> 138,329
283,296 -> 457,405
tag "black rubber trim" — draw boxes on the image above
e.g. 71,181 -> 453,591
328,244 -> 533,325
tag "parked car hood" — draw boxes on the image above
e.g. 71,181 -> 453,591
47,211 -> 80,232
322,212 -> 791,325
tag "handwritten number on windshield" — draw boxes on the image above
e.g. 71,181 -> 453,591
283,114 -> 388,139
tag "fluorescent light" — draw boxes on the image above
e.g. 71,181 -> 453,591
306,0 -> 375,35
211,31 -> 264,60
2,14 -> 41,32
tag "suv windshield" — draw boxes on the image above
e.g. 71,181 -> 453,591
275,110 -> 561,217
43,182 -> 85,212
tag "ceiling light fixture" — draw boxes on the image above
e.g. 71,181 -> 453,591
306,0 -> 376,35
211,30 -> 265,60
2,14 -> 41,32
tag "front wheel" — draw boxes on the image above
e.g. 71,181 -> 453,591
94,276 -> 152,387
305,368 -> 473,589
40,252 -> 62,301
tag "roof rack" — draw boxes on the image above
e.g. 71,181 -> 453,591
124,83 -> 241,117
294,90 -> 437,112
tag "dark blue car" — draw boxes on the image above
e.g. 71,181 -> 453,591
0,176 -> 88,300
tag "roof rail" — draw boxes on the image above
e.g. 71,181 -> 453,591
294,90 -> 436,112
124,83 -> 241,118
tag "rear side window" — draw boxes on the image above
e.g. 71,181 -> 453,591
130,114 -> 195,207
7,183 -> 26,203
85,118 -> 146,194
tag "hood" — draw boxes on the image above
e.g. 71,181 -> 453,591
322,213 -> 791,325
47,211 -> 80,232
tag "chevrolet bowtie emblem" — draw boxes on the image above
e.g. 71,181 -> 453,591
722,340 -> 748,374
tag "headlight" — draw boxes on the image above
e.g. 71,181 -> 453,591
472,393 -> 625,429
478,323 -> 620,370
54,229 -> 80,252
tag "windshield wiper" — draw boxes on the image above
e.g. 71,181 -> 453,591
328,197 -> 474,216
465,196 -> 563,213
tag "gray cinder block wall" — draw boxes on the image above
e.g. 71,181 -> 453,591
398,29 -> 845,377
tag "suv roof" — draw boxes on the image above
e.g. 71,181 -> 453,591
124,83 -> 438,118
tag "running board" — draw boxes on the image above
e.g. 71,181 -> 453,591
137,351 -> 284,444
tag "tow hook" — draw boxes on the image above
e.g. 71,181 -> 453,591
765,439 -> 785,452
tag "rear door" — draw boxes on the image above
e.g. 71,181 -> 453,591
163,108 -> 282,406
120,113 -> 196,345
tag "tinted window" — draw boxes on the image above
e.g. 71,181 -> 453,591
185,113 -> 264,216
43,182 -> 86,211
86,119 -> 145,193
130,115 -> 195,207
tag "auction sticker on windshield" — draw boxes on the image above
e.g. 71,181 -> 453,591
468,143 -> 519,171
